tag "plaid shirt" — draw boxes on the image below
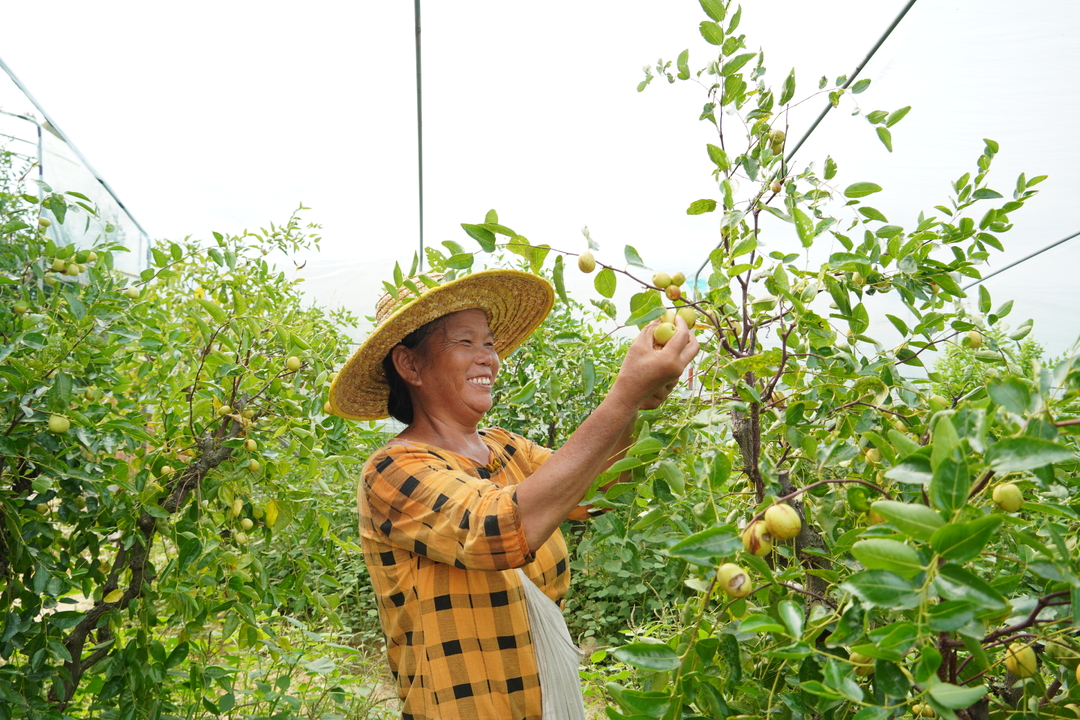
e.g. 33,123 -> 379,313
359,428 -> 591,720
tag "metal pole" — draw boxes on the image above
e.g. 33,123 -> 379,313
415,0 -> 425,272
692,0 -> 919,291
0,54 -> 151,244
962,230 -> 1080,290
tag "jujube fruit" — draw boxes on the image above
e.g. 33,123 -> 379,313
670,271 -> 686,287
741,521 -> 773,557
653,322 -> 677,346
676,307 -> 697,328
1005,643 -> 1037,678
850,652 -> 874,676
577,251 -> 596,274
716,563 -> 752,598
665,285 -> 681,301
48,415 -> 70,433
764,503 -> 801,540
652,272 -> 672,289
285,356 -> 302,372
993,483 -> 1023,512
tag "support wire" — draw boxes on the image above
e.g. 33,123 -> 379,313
962,230 -> 1080,290
415,0 -> 425,272
692,0 -> 918,290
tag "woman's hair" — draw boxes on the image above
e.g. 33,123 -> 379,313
383,316 -> 448,424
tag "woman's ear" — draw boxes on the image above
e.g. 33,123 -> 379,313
392,344 -> 423,387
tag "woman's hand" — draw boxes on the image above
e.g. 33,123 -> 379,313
609,316 -> 700,413
515,316 -> 698,552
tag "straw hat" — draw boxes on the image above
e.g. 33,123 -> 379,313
328,269 -> 555,421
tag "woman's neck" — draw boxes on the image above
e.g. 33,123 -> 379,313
397,413 -> 490,466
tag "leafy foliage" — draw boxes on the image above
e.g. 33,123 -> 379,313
445,2 -> 1080,718
0,148 -> 393,718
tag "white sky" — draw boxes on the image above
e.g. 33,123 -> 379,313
3,0 -> 1079,355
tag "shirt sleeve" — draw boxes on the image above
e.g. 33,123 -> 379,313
501,430 -> 603,522
362,446 -> 534,571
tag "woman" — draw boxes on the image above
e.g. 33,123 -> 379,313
329,269 -> 698,720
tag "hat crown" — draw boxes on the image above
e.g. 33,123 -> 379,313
374,274 -> 445,326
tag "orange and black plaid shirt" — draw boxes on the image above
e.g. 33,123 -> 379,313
359,428 -> 592,720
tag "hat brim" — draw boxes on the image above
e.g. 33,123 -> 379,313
328,269 -> 555,421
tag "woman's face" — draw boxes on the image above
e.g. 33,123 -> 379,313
413,309 -> 500,421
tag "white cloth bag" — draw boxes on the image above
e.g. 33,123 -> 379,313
516,569 -> 587,720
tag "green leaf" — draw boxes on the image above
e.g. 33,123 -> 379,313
624,245 -> 646,268
793,207 -> 814,247
552,255 -> 568,305
840,570 -> 919,609
885,314 -> 909,336
858,207 -> 888,222
658,460 -> 685,496
986,437 -> 1075,472
844,182 -> 883,199
707,144 -> 729,169
851,78 -> 872,94
608,687 -> 672,717
928,682 -> 987,709
731,236 -> 757,259
61,292 -> 86,321
613,641 -> 681,671
887,429 -> 921,459
667,527 -> 741,565
928,601 -> 976,632
929,455 -> 970,516
851,539 -> 924,578
930,415 -> 959,472
444,253 -> 474,270
165,642 -> 189,670
885,106 -> 911,127
739,614 -> 786,633
607,456 -> 644,474
687,199 -> 718,215
876,126 -> 894,152
935,565 -> 1007,610
195,297 -> 228,324
870,501 -> 944,542
699,20 -> 724,45
778,600 -> 804,637
930,515 -> 1002,562
987,378 -> 1030,414
721,53 -> 756,77
698,0 -> 726,21
978,285 -> 991,314
461,223 -> 496,251
676,49 -> 690,80
779,69 -> 796,105
594,268 -> 616,299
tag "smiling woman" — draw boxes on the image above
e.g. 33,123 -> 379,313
328,269 -> 698,720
